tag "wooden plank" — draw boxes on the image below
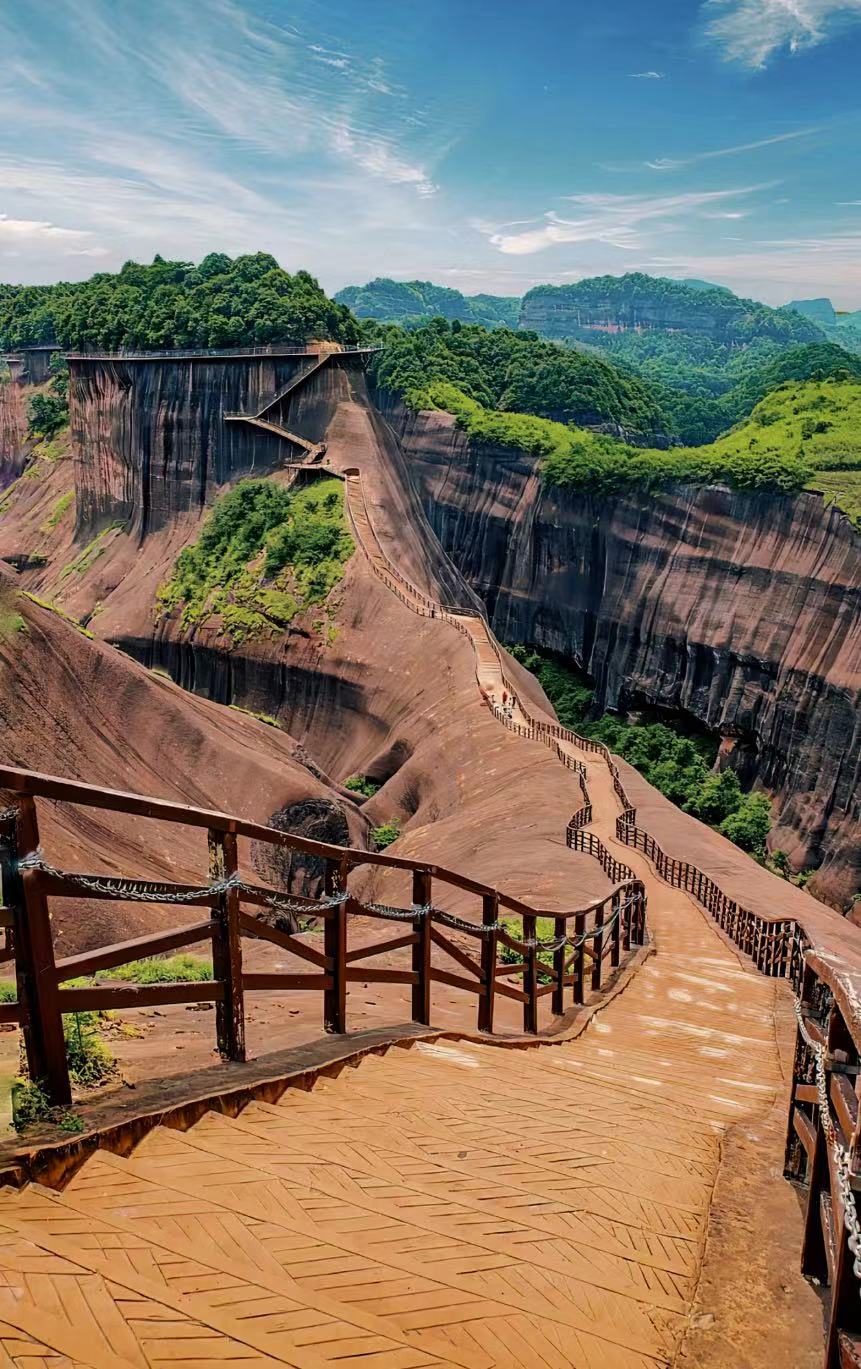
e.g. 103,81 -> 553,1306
794,1107 -> 817,1161
429,925 -> 482,978
209,829 -> 245,1062
243,973 -> 331,991
832,1073 -> 859,1146
345,932 -> 417,962
821,1190 -> 837,1285
55,920 -> 215,979
238,911 -> 331,969
57,982 -> 223,1011
493,980 -> 529,1004
0,1002 -> 21,1023
345,967 -> 418,985
429,967 -> 482,995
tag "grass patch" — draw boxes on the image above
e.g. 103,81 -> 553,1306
157,477 -> 354,645
89,954 -> 213,985
23,592 -> 93,638
40,490 -> 73,531
59,521 -> 124,580
228,704 -> 282,728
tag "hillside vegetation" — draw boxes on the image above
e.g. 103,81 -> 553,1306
369,318 -> 669,437
0,253 -> 359,352
510,646 -> 774,858
157,477 -> 354,644
336,278 -> 520,328
521,273 -> 821,345
418,376 -> 861,522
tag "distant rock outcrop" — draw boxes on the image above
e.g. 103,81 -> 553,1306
520,273 -> 823,344
787,297 -> 838,328
383,397 -> 861,909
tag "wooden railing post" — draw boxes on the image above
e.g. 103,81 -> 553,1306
592,905 -> 605,992
622,888 -> 632,952
573,913 -> 586,1005
522,913 -> 538,1035
208,829 -> 245,1062
9,797 -> 70,1104
478,891 -> 498,1034
552,915 -> 566,1016
611,891 -> 622,968
323,856 -> 348,1035
412,870 -> 432,1026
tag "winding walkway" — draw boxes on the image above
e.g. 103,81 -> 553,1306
0,476 -> 795,1366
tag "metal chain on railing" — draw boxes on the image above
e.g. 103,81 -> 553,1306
794,997 -> 861,1296
16,849 -> 350,917
364,896 -> 633,951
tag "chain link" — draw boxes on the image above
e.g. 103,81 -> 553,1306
16,850 -> 349,917
794,997 -> 861,1292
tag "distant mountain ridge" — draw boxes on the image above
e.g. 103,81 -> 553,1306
520,273 -> 821,345
334,278 -> 520,328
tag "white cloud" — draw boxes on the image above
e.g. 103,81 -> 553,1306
330,122 -> 437,196
630,70 -> 665,78
481,186 -> 767,256
704,0 -> 861,69
0,214 -> 91,244
646,126 -> 820,170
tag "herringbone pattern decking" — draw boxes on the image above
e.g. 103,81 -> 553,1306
0,859 -> 781,1367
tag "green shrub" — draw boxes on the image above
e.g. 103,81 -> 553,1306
10,1078 -> 84,1134
41,491 -> 73,531
63,1012 -> 116,1087
345,775 -> 381,797
372,820 -> 401,850
0,980 -> 16,1002
27,391 -> 68,440
157,478 -> 353,643
499,916 -> 558,983
719,792 -> 772,856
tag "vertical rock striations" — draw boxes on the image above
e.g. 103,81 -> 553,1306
385,400 -> 861,907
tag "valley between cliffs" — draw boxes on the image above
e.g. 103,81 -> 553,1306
380,395 -> 861,908
0,356 -> 857,912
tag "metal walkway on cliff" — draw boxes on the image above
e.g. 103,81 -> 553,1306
0,473 -> 852,1366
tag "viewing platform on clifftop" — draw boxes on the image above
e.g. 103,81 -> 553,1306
66,342 -> 383,363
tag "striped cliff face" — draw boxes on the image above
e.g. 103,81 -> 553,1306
383,394 -> 860,910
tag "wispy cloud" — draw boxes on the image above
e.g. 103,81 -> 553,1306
704,0 -> 861,69
480,186 -> 768,256
630,70 -> 665,78
645,125 -> 820,170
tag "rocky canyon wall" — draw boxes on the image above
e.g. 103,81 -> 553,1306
0,373 -> 30,488
69,353 -> 333,537
380,397 -> 861,907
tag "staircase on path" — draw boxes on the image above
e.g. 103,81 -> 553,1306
0,467 -> 820,1367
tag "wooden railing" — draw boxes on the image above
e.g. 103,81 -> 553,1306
611,809 -> 861,1366
0,765 -> 646,1106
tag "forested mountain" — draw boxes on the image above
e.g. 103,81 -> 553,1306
520,273 -> 821,345
368,318 -> 670,436
334,278 -> 520,328
0,253 -> 359,351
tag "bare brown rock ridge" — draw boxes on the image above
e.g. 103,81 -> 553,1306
1,349 -> 857,914
379,395 -> 861,908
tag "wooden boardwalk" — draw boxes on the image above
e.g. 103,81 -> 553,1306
0,743 -> 784,1367
0,468 -> 792,1366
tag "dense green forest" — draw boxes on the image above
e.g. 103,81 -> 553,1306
335,278 -> 520,328
521,273 -> 822,346
580,334 -> 861,443
508,646 -> 773,857
415,375 -> 861,521
0,253 -> 359,352
367,318 -> 669,436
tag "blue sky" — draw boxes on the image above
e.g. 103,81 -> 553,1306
1,0 -> 860,304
